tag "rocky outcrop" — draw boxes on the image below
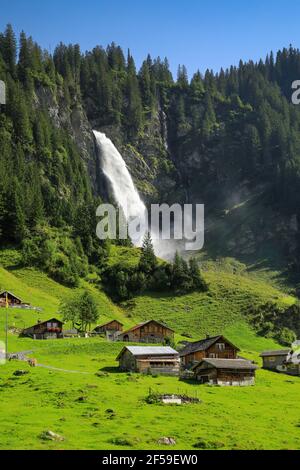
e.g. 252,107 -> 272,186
33,85 -> 100,194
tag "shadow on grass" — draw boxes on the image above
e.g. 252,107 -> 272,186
99,366 -> 120,374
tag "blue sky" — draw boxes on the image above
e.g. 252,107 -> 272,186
0,0 -> 299,77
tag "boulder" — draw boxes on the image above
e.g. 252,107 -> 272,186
40,430 -> 64,442
157,437 -> 176,446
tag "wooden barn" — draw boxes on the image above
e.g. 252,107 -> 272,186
117,346 -> 180,375
260,349 -> 300,376
22,318 -> 63,340
260,349 -> 292,371
0,291 -> 23,307
192,358 -> 257,386
116,320 -> 174,343
93,320 -> 123,335
180,335 -> 239,368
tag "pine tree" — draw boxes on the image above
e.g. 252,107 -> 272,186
177,65 -> 189,88
139,232 -> 157,274
1,24 -> 17,76
189,258 -> 208,291
171,251 -> 191,293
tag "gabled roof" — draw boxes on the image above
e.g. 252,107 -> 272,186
116,346 -> 178,360
193,358 -> 257,371
94,319 -> 123,329
119,319 -> 174,336
0,290 -> 22,302
260,349 -> 291,357
179,335 -> 240,356
23,318 -> 63,330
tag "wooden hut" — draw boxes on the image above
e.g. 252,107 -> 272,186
93,320 -> 123,335
180,335 -> 239,368
260,349 -> 300,376
192,358 -> 257,386
260,349 -> 292,371
116,320 -> 174,343
0,291 -> 23,307
22,318 -> 63,340
117,346 -> 180,375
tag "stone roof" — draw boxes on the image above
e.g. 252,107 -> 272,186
260,349 -> 291,357
179,335 -> 239,356
94,319 -> 123,329
119,319 -> 174,336
193,358 -> 258,371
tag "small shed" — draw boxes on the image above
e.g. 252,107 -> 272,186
180,335 -> 240,368
62,328 -> 79,338
22,318 -> 63,340
93,320 -> 123,335
116,346 -> 180,375
117,320 -> 174,343
0,291 -> 23,307
260,349 -> 292,371
192,358 -> 257,386
261,349 -> 300,376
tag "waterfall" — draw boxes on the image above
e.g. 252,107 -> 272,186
93,130 -> 147,245
93,130 -> 185,259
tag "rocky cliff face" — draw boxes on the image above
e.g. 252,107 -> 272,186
33,85 -> 101,193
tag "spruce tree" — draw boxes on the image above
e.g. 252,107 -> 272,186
139,231 -> 157,274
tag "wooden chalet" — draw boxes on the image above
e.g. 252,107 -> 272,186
260,349 -> 300,376
0,291 -> 23,307
117,346 -> 180,375
116,319 -> 174,343
22,318 -> 63,340
180,335 -> 240,368
93,320 -> 123,335
192,358 -> 257,386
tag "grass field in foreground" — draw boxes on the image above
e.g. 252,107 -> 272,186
0,338 -> 300,450
0,249 -> 299,450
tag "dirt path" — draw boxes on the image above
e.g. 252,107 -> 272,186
36,363 -> 91,374
10,351 -> 91,375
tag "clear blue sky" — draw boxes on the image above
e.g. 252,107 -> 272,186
0,0 -> 299,77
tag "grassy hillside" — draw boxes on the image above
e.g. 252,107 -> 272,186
0,247 -> 296,350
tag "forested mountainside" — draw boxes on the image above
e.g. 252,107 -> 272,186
2,24 -> 300,278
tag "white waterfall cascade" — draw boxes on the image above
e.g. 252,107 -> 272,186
93,130 -> 183,259
93,130 -> 147,246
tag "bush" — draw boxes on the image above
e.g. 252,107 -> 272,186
275,327 -> 296,346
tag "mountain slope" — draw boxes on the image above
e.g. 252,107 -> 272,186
0,248 -> 295,353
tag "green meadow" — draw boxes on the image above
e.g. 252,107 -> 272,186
1,338 -> 300,450
0,249 -> 300,450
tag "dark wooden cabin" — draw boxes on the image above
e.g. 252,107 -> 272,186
192,358 -> 257,386
180,335 -> 240,368
22,318 -> 63,340
0,291 -> 23,307
117,320 -> 174,343
93,320 -> 123,334
117,346 -> 180,375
